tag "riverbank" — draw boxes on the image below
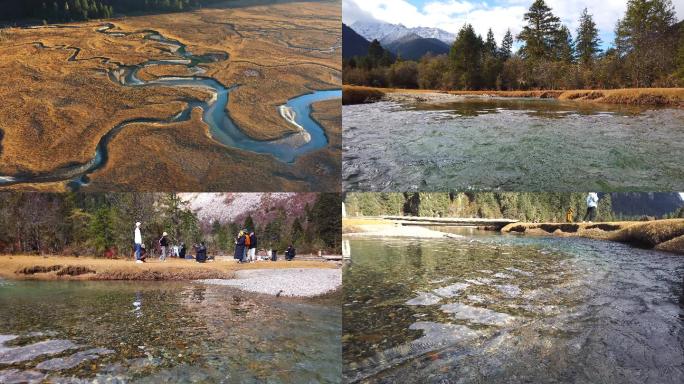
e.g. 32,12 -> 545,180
342,217 -> 462,238
199,268 -> 342,297
502,219 -> 684,254
342,85 -> 684,107
0,255 -> 336,281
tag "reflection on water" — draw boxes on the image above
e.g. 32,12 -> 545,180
343,97 -> 684,191
343,234 -> 684,383
0,281 -> 340,383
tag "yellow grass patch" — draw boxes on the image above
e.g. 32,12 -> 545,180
342,85 -> 386,105
0,255 -> 336,281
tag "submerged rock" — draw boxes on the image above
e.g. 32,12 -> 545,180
0,369 -> 45,384
0,339 -> 78,364
493,284 -> 522,297
440,303 -> 515,326
505,267 -> 533,277
433,283 -> 470,298
405,292 -> 442,306
35,348 -> 114,371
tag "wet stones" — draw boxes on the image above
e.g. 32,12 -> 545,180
34,348 -> 114,371
0,339 -> 78,364
440,303 -> 515,326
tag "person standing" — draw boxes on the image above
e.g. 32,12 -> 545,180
583,193 -> 599,223
134,222 -> 143,264
234,231 -> 246,263
248,231 -> 257,262
285,244 -> 296,261
159,232 -> 169,261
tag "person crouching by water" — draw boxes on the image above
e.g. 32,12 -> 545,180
583,192 -> 599,223
179,242 -> 187,259
196,242 -> 207,263
248,231 -> 257,262
234,231 -> 246,263
134,221 -> 143,264
159,232 -> 169,261
285,244 -> 296,261
566,207 -> 575,223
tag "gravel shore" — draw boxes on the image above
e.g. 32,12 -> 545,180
344,225 -> 462,239
197,268 -> 341,297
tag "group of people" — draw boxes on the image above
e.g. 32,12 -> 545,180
565,192 -> 600,223
233,229 -> 297,262
133,222 -> 297,263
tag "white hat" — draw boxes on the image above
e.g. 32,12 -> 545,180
135,222 -> 141,226
163,232 -> 168,236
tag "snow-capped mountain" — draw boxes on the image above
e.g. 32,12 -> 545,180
351,20 -> 455,46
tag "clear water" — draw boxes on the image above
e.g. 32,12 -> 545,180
0,281 -> 341,383
343,234 -> 684,383
342,98 -> 684,191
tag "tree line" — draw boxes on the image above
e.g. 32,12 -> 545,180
0,0 -> 227,23
345,192 -> 684,223
344,0 -> 683,90
0,193 -> 342,256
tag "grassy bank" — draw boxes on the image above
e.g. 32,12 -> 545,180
0,255 -> 335,281
342,85 -> 684,107
502,219 -> 684,254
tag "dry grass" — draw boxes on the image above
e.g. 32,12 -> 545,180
344,86 -> 684,107
0,254 -> 336,281
342,85 -> 386,105
502,219 -> 684,254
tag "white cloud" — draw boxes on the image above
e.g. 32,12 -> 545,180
344,0 -> 683,47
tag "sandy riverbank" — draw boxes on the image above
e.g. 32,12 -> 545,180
342,85 -> 684,107
502,219 -> 684,255
0,255 -> 336,281
343,217 -> 462,238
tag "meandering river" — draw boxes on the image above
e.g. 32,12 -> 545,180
0,281 -> 341,383
343,232 -> 684,383
343,97 -> 684,191
0,23 -> 341,187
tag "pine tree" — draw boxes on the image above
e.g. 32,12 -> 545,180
554,25 -> 575,63
517,0 -> 561,60
449,24 -> 484,89
575,8 -> 601,66
499,29 -> 514,60
484,28 -> 497,57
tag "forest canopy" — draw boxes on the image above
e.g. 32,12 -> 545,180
343,0 -> 684,90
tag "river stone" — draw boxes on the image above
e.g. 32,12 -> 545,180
35,348 -> 114,371
0,335 -> 19,352
505,267 -> 533,276
440,303 -> 515,326
433,283 -> 470,298
409,321 -> 479,348
494,284 -> 522,297
405,292 -> 442,306
0,340 -> 78,364
465,278 -> 494,286
493,272 -> 514,279
0,369 -> 45,384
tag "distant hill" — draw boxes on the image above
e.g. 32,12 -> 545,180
343,23 -> 371,59
385,35 -> 450,61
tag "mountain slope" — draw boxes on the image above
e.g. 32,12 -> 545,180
343,23 -> 371,59
610,192 -> 684,217
385,35 -> 450,60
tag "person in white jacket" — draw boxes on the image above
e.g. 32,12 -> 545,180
134,222 -> 143,263
583,193 -> 599,223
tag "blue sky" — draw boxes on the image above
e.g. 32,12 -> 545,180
344,0 -> 684,49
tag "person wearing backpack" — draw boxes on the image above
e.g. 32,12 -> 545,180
243,230 -> 251,262
159,232 -> 169,261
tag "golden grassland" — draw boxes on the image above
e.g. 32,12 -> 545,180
298,98 -> 341,181
342,85 -> 684,107
0,0 -> 341,190
0,254 -> 336,281
502,219 -> 684,254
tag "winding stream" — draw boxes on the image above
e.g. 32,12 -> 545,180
0,23 -> 341,187
343,232 -> 684,383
